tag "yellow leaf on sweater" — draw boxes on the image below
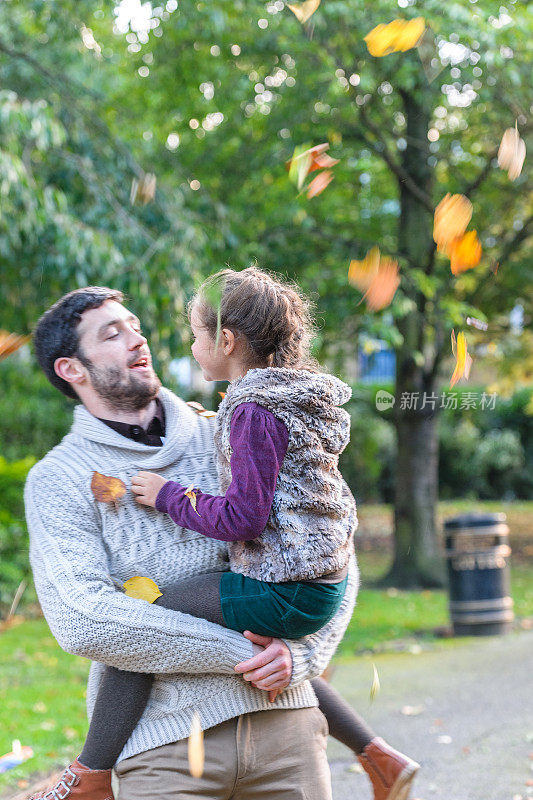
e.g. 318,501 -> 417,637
123,576 -> 162,603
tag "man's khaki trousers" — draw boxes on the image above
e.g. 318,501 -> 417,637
115,707 -> 332,800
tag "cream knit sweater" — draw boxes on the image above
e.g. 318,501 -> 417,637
24,387 -> 359,763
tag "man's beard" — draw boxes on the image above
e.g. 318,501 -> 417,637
80,356 -> 161,412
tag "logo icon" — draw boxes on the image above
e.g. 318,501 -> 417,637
375,390 -> 395,411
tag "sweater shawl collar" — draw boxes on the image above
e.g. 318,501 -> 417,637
70,387 -> 200,469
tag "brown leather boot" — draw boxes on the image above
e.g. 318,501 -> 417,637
358,737 -> 420,800
27,759 -> 113,800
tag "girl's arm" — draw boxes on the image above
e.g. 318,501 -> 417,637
132,403 -> 288,542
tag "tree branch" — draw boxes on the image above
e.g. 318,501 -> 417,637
356,103 -> 434,214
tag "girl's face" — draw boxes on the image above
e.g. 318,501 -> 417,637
190,304 -> 230,381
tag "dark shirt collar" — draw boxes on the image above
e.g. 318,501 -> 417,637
97,396 -> 166,446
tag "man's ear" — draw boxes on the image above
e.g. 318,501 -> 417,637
54,356 -> 88,388
221,328 -> 236,356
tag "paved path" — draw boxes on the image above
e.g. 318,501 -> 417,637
329,630 -> 533,800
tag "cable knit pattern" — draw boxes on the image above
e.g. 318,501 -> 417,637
24,387 -> 358,763
215,368 -> 358,581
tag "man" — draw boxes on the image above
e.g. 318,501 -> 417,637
25,286 -> 358,800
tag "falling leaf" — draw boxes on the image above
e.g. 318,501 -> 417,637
0,331 -> 30,361
307,169 -> 334,198
185,484 -> 201,516
123,576 -> 163,603
188,711 -> 205,778
433,193 -> 472,253
130,172 -> 156,205
287,0 -> 321,24
498,123 -> 526,181
370,663 -> 380,702
466,316 -> 488,331
287,143 -> 339,196
449,231 -> 482,275
417,25 -> 446,83
348,248 -> 400,311
401,704 -> 425,716
288,143 -> 313,191
91,471 -> 127,504
348,247 -> 380,291
218,391 -> 226,400
363,257 -> 400,311
364,18 -> 425,58
450,330 -> 473,388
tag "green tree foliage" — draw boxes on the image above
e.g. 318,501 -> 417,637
0,1 -> 531,584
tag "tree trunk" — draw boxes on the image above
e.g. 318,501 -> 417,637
386,86 -> 446,587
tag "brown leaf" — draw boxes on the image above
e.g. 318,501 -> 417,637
91,471 -> 127,504
130,172 -> 156,205
307,170 -> 334,198
0,331 -> 31,361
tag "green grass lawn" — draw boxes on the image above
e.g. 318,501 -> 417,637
1,500 -> 531,795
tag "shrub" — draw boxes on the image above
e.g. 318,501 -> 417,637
0,357 -> 73,462
0,457 -> 35,613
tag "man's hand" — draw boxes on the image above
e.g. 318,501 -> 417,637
131,471 -> 168,507
234,631 -> 292,699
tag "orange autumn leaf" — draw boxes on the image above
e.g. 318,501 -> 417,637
364,18 -> 425,57
307,169 -> 334,199
348,247 -> 380,291
363,257 -> 400,311
123,576 -> 162,603
218,392 -> 226,400
0,331 -> 31,360
449,231 -> 482,275
287,143 -> 338,191
188,712 -> 205,778
348,248 -> 399,311
498,123 -> 526,181
287,0 -> 321,24
91,471 -> 127,504
450,330 -> 473,387
185,484 -> 201,516
433,193 -> 472,253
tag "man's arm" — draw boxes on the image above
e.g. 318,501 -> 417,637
25,462 -> 255,674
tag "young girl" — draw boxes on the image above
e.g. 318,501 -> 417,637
33,268 -> 419,800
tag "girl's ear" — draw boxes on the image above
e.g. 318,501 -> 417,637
221,327 -> 236,355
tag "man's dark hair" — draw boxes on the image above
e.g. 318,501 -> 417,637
33,287 -> 124,399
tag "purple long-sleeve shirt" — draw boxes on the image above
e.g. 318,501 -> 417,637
155,402 -> 289,542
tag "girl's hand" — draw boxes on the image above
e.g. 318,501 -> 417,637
131,471 -> 168,507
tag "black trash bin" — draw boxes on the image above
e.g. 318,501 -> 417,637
444,512 -> 514,636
